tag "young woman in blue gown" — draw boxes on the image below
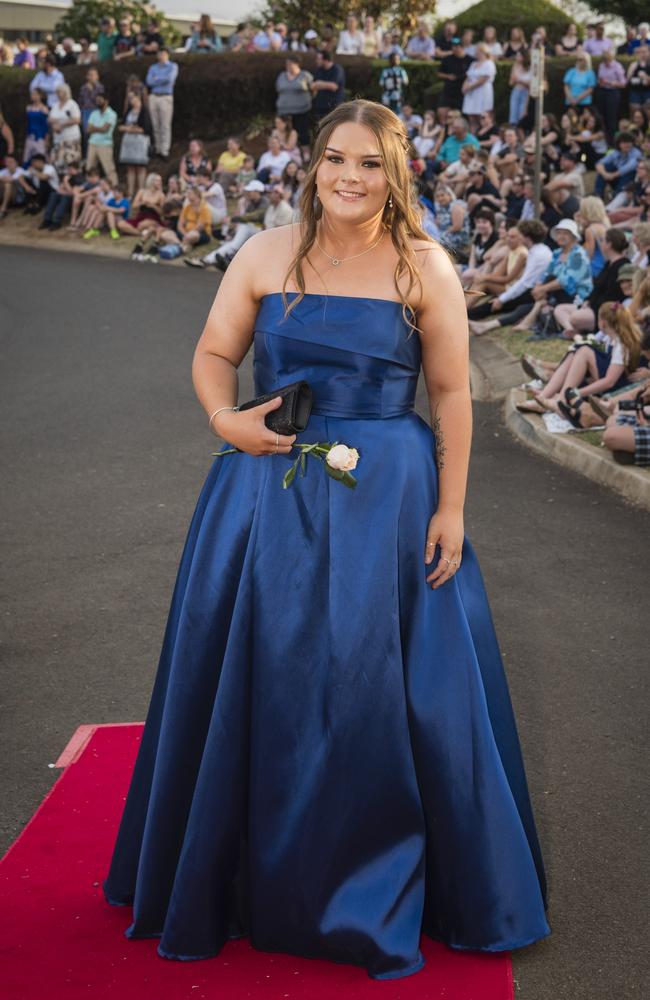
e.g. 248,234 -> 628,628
103,99 -> 551,980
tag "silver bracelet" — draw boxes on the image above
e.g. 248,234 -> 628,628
208,405 -> 239,432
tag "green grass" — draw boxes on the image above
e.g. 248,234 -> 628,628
577,429 -> 605,449
490,325 -> 570,363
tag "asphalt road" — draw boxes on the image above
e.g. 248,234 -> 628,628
1,246 -> 647,999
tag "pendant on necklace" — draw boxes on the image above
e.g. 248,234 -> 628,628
331,258 -> 340,266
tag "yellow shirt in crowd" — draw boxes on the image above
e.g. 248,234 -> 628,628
217,150 -> 247,172
179,200 -> 212,232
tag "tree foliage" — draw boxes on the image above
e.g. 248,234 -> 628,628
454,0 -> 572,45
263,0 -> 434,37
589,0 -> 648,25
55,0 -> 179,45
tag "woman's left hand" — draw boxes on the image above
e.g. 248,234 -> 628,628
424,506 -> 464,588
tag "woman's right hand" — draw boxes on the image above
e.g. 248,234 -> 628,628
212,395 -> 297,456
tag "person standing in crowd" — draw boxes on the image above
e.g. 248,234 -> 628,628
461,44 -> 496,129
595,49 -> 628,143
118,92 -> 153,198
140,18 -> 165,55
48,83 -> 82,172
57,38 -> 77,67
22,89 -> 49,165
252,20 -> 282,52
405,19 -> 435,60
378,53 -> 409,114
584,22 -> 612,58
481,26 -> 503,59
503,27 -> 527,59
86,91 -> 118,185
564,53 -> 596,109
556,23 -> 580,56
275,55 -> 313,164
437,37 -> 472,117
311,51 -> 345,125
508,51 -> 531,125
97,17 -> 117,62
361,16 -> 381,58
13,38 -> 35,69
78,67 -> 104,150
114,16 -> 136,61
187,15 -> 223,53
336,15 -> 363,55
77,37 -> 96,66
627,45 -> 650,110
435,20 -> 457,56
146,47 -> 178,160
30,55 -> 64,109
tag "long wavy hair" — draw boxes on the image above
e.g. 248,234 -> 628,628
599,302 -> 642,371
281,99 -> 437,337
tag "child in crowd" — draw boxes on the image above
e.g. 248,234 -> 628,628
83,182 -> 130,240
23,89 -> 50,166
227,155 -> 257,197
68,167 -> 101,229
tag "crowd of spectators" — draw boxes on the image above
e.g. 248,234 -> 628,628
1,14 -> 649,465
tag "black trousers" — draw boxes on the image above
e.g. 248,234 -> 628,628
594,87 -> 621,143
468,289 -> 534,322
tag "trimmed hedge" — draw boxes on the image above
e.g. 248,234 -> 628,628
0,51 -> 635,150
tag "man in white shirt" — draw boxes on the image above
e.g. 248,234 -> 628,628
29,54 -> 65,108
0,155 -> 37,218
468,220 -> 553,333
23,152 -> 59,214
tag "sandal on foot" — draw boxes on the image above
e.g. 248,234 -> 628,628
557,400 -> 584,428
586,395 -> 611,421
516,400 -> 546,414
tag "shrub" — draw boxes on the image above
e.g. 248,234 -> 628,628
453,0 -> 574,46
0,51 -> 635,153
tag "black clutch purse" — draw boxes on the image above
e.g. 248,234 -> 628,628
237,379 -> 313,435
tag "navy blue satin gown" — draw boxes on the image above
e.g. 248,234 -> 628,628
102,292 -> 551,980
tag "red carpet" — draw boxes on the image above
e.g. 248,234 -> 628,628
0,724 -> 514,1000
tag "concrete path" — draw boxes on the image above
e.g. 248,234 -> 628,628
0,246 -> 646,999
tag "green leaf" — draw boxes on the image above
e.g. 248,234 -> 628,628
300,452 -> 306,477
283,464 -> 297,489
323,461 -> 345,482
341,472 -> 357,489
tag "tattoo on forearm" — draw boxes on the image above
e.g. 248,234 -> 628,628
432,406 -> 447,471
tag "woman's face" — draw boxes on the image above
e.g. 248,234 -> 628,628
227,138 -> 239,153
286,160 -> 297,176
189,140 -> 201,156
130,94 -> 141,110
435,186 -> 452,205
56,87 -> 66,103
561,114 -> 571,130
498,219 -> 507,238
631,109 -> 644,127
475,216 -> 492,236
424,111 -> 435,126
619,279 -> 633,298
286,59 -> 299,74
555,230 -> 572,249
315,121 -> 389,224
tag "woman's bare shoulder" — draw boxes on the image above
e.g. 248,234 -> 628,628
240,223 -> 303,295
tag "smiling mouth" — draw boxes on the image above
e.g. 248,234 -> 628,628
335,190 -> 366,201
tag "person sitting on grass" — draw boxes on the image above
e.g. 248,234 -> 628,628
67,166 -> 101,229
602,379 -> 650,465
116,171 -> 165,239
195,168 -> 227,232
155,185 -> 212,255
510,219 -> 593,334
74,176 -> 112,233
0,154 -> 37,219
465,219 -> 527,299
184,179 -> 270,270
517,302 -> 643,415
83,182 -> 130,240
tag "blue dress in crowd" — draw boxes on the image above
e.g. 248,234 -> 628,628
102,292 -> 551,979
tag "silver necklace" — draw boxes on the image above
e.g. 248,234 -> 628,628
314,227 -> 385,267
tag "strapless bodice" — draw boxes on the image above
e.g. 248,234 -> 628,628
252,293 -> 421,419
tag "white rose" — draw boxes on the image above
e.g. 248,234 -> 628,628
326,444 -> 359,472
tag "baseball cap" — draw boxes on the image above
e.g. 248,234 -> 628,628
618,263 -> 639,281
244,180 -> 265,193
304,29 -> 318,39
